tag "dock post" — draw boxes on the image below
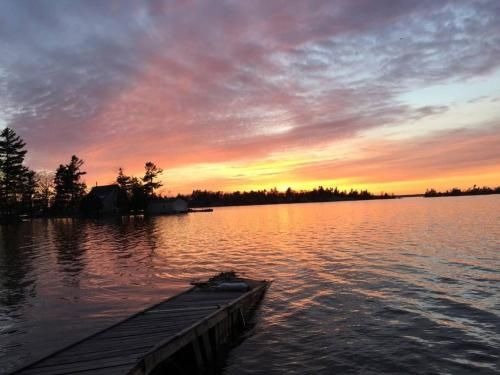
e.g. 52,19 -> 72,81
192,336 -> 205,374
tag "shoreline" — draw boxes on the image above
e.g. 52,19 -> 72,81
3,193 -> 500,224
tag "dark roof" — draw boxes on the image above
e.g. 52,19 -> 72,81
148,197 -> 187,203
90,184 -> 122,196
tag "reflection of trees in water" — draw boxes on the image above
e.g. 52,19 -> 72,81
140,216 -> 160,257
0,216 -> 167,308
105,216 -> 161,283
116,216 -> 158,257
0,224 -> 37,308
53,216 -> 161,287
52,219 -> 87,287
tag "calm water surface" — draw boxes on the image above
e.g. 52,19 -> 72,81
0,196 -> 499,374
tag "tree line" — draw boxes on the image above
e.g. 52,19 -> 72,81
0,127 -> 163,221
179,186 -> 395,208
424,185 -> 500,197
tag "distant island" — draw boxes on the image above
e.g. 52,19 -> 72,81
178,187 -> 395,208
424,185 -> 500,198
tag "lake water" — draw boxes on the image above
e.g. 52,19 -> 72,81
0,196 -> 499,374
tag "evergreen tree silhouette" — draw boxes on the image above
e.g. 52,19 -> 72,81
53,155 -> 87,214
0,128 -> 29,216
142,162 -> 163,196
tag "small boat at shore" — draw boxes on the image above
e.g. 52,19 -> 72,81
13,272 -> 270,375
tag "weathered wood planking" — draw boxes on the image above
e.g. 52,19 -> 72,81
13,276 -> 269,375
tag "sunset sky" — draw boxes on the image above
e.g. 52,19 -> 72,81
1,0 -> 499,195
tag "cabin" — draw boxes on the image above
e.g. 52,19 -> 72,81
146,198 -> 188,215
172,198 -> 189,213
83,184 -> 128,215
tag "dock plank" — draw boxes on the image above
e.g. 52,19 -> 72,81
40,346 -> 153,365
18,358 -> 139,375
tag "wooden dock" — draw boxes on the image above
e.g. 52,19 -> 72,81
13,273 -> 270,375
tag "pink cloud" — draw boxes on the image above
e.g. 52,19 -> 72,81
2,1 -> 499,191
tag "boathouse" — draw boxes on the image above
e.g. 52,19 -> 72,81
146,197 -> 188,215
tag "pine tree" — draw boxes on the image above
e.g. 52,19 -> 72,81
53,155 -> 87,213
0,128 -> 29,215
142,162 -> 163,196
116,167 -> 132,193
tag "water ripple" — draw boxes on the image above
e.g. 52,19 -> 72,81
0,196 -> 499,374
